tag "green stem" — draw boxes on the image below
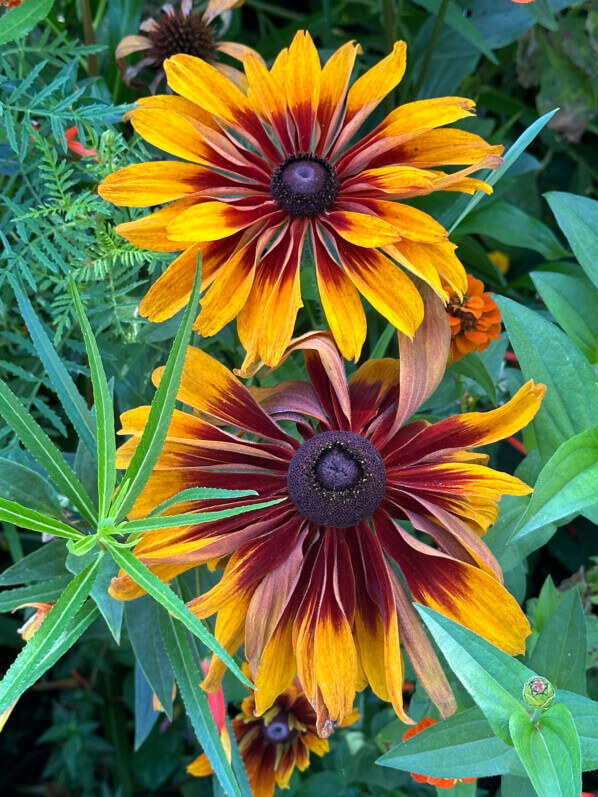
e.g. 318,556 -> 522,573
413,0 -> 450,99
80,0 -> 98,77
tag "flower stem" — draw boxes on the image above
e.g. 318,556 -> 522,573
413,0 -> 450,98
80,0 -> 98,77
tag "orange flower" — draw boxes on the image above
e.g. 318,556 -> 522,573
65,127 -> 98,159
14,601 -> 54,641
100,30 -> 502,374
115,0 -> 259,93
446,274 -> 501,361
403,718 -> 477,789
189,666 -> 357,797
1,0 -> 26,8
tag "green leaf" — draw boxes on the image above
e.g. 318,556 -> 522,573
377,706 -> 523,778
527,591 -> 587,695
0,556 -> 101,713
0,0 -> 55,46
11,277 -> 96,457
410,0 -> 498,63
0,541 -> 68,586
523,0 -> 558,30
495,297 -> 598,461
69,277 -> 115,521
485,495 -> 556,572
0,457 -> 64,519
557,690 -> 598,771
113,253 -> 202,522
0,576 -> 71,612
545,192 -> 598,290
106,542 -> 251,689
125,596 -> 175,719
158,612 -> 249,797
531,272 -> 598,363
133,661 -> 159,750
513,427 -> 598,539
416,606 -> 533,744
0,497 -> 83,541
510,704 -> 581,797
66,551 -> 124,643
451,352 -> 497,405
449,110 -> 558,233
457,202 -> 569,260
148,487 -> 258,518
0,379 -> 97,526
121,498 -> 284,533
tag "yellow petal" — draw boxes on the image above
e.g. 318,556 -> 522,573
99,162 -> 208,207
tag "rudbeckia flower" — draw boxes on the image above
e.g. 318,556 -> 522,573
446,274 -> 501,361
402,718 -> 477,789
109,289 -> 545,733
188,664 -> 356,797
115,0 -> 256,93
99,31 -> 503,375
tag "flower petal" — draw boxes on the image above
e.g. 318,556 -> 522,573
392,284 -> 451,431
312,230 -> 366,362
116,197 -> 199,252
167,200 -> 277,242
203,0 -> 243,23
396,129 -> 503,167
285,30 -> 321,151
317,40 -> 362,154
364,200 -> 448,243
325,210 -> 402,247
139,236 -> 242,322
115,34 -> 151,59
336,239 -> 424,336
152,346 -> 292,444
348,357 -> 401,434
98,162 -> 214,207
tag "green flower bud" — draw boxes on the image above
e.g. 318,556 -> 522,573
523,676 -> 555,710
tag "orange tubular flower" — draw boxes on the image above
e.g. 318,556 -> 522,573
446,274 -> 502,361
189,668 -> 355,797
109,288 -> 544,734
99,31 -> 503,375
403,718 -> 476,788
115,0 -> 257,93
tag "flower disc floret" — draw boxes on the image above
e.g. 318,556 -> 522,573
270,154 -> 340,217
287,430 -> 386,528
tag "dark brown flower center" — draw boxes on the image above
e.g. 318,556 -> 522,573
149,7 -> 217,65
270,154 -> 339,217
260,711 -> 297,745
447,295 -> 478,330
287,430 -> 386,528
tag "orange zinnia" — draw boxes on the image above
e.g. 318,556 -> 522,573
109,290 -> 544,734
403,718 -> 477,788
446,274 -> 502,361
99,31 -> 502,374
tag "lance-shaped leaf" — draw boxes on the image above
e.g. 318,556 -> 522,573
11,276 -> 96,457
121,498 -> 283,534
0,557 -> 101,713
148,487 -> 258,518
69,277 -> 115,520
0,379 -> 97,526
112,254 -> 202,523
417,606 -> 533,744
378,706 -> 524,778
0,576 -> 71,612
0,0 -> 55,47
545,192 -> 598,291
106,543 -> 251,689
159,612 -> 251,797
0,497 -> 84,541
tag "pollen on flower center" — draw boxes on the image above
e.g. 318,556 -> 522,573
270,154 -> 339,217
260,711 -> 297,745
287,430 -> 386,528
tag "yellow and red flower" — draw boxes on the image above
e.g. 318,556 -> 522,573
109,289 -> 544,734
446,274 -> 502,361
100,31 -> 503,374
115,0 -> 257,93
189,665 -> 355,797
403,718 -> 477,789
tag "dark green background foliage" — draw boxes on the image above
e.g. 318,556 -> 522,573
1,0 -> 598,795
